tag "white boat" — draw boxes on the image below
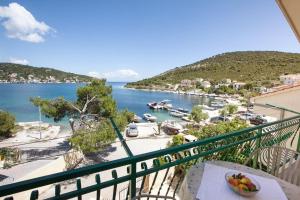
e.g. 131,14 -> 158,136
159,100 -> 173,110
147,102 -> 163,109
143,113 -> 157,122
133,115 -> 142,123
182,116 -> 193,122
126,123 -> 138,137
169,110 -> 185,118
198,105 -> 216,111
177,108 -> 189,113
210,101 -> 226,108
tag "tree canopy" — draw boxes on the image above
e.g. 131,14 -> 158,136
31,80 -> 117,122
0,111 -> 16,137
189,106 -> 209,123
30,80 -> 134,154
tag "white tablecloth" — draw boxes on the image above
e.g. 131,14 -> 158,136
196,163 -> 287,200
179,161 -> 300,200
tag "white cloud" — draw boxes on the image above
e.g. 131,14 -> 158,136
0,3 -> 52,43
88,69 -> 139,81
9,57 -> 29,65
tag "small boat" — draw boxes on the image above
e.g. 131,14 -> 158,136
126,123 -> 138,137
169,110 -> 185,118
148,102 -> 163,109
210,101 -> 226,108
177,108 -> 189,113
133,115 -> 142,123
143,113 -> 157,122
198,105 -> 216,111
159,100 -> 173,110
181,116 -> 193,122
162,120 -> 183,135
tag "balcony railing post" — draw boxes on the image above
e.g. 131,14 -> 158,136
297,119 -> 300,153
253,128 -> 262,168
129,161 -> 137,199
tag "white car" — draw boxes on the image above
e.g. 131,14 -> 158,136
126,123 -> 138,137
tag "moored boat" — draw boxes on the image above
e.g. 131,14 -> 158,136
159,99 -> 173,110
169,110 -> 185,118
143,113 -> 157,122
133,115 -> 142,123
177,108 -> 189,113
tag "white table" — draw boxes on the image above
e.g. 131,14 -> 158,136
179,161 -> 300,200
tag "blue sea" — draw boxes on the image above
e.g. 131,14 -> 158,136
0,82 -> 212,125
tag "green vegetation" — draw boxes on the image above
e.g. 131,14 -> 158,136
0,111 -> 16,137
0,63 -> 93,82
31,80 -> 134,154
168,135 -> 184,148
126,51 -> 300,88
219,104 -> 238,117
189,106 -> 209,123
169,119 -> 250,167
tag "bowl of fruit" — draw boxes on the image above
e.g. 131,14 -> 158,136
225,172 -> 260,197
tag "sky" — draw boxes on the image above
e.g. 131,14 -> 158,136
0,1 -> 299,82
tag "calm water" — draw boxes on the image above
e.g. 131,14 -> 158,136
0,83 -> 212,124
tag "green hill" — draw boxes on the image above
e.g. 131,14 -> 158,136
126,51 -> 300,88
0,63 -> 94,83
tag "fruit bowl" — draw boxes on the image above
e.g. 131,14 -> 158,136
225,172 -> 260,197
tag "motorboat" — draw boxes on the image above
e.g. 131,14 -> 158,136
177,108 -> 189,113
159,100 -> 173,110
198,105 -> 216,111
133,115 -> 142,123
210,101 -> 226,108
126,123 -> 138,137
169,110 -> 185,118
143,113 -> 157,122
181,116 -> 193,122
162,120 -> 183,135
148,102 -> 163,109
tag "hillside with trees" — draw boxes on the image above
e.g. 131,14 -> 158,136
0,63 -> 94,83
126,51 -> 300,89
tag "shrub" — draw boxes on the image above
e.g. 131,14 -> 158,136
0,111 -> 16,137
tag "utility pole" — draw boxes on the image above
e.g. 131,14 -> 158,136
38,96 -> 42,139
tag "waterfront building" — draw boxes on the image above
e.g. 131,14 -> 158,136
280,74 -> 300,85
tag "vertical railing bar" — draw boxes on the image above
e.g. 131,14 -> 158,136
129,162 -> 137,199
138,162 -> 148,198
55,184 -> 61,198
95,174 -> 101,200
253,128 -> 262,168
76,179 -> 82,200
147,172 -> 159,200
30,190 -> 39,200
112,170 -> 118,200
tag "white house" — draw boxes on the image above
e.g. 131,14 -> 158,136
280,74 -> 300,85
201,81 -> 211,88
232,82 -> 246,90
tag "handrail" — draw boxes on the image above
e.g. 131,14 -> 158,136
0,114 -> 300,199
109,117 -> 133,157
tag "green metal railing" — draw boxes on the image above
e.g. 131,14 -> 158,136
0,114 -> 300,199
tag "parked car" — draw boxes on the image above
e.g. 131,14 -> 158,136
250,116 -> 267,125
238,112 -> 255,121
126,123 -> 138,137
